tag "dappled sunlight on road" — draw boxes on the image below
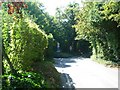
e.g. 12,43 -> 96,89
54,57 -> 118,88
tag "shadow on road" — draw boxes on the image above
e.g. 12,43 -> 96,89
54,58 -> 77,68
60,73 -> 75,90
54,57 -> 86,68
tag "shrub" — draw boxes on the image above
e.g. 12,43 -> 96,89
2,71 -> 49,89
2,12 -> 48,70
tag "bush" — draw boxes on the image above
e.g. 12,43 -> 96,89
2,71 -> 49,89
2,12 -> 48,70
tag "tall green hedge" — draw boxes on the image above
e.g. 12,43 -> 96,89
2,12 -> 48,70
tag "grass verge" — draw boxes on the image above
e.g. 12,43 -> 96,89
91,55 -> 119,68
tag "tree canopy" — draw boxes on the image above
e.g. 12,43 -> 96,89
74,0 -> 120,62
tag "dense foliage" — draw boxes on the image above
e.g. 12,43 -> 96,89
2,71 -> 49,89
26,2 -> 57,58
2,2 -> 60,89
2,4 -> 48,70
1,0 -> 119,89
25,2 -> 91,55
74,1 -> 120,63
53,2 -> 92,55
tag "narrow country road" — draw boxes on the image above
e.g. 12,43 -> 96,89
54,57 -> 118,89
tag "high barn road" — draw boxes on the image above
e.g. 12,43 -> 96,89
54,57 -> 118,89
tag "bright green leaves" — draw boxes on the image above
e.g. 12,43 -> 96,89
2,9 -> 48,70
74,1 -> 120,62
2,2 -> 61,89
101,1 -> 120,27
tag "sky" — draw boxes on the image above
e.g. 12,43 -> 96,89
39,0 -> 83,16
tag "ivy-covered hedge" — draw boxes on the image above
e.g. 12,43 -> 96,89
2,12 -> 48,70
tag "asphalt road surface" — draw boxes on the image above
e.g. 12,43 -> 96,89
54,57 -> 118,88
